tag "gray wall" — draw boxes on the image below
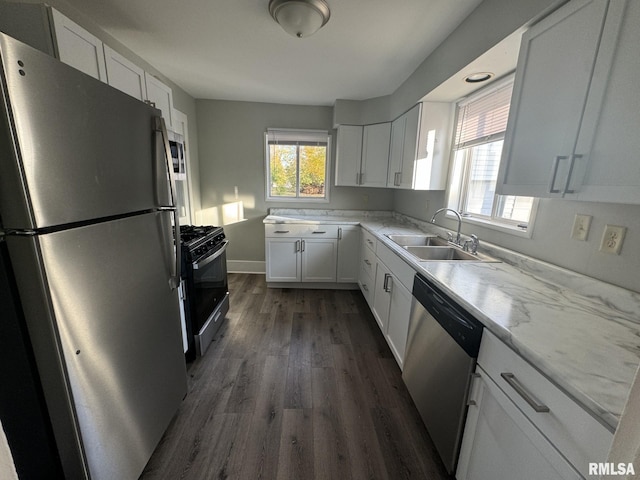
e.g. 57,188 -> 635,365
196,100 -> 394,263
393,191 -> 640,292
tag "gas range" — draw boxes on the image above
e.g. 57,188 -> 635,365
178,224 -> 229,360
179,225 -> 226,262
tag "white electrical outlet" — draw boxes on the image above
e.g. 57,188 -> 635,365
599,224 -> 626,255
570,214 -> 592,241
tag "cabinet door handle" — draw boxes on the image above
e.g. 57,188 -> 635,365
295,240 -> 300,252
383,273 -> 392,292
395,172 -> 401,186
364,259 -> 371,266
362,284 -> 369,292
563,153 -> 583,194
366,239 -> 373,246
338,227 -> 342,240
467,372 -> 481,406
548,155 -> 568,194
301,240 -> 305,252
274,230 -> 290,234
500,373 -> 550,413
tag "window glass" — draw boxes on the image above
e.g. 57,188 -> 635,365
266,129 -> 330,201
448,76 -> 535,232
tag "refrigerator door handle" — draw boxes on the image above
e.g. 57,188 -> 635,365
154,116 -> 181,289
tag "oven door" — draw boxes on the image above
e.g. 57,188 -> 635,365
191,240 -> 229,355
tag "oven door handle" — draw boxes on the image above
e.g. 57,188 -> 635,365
192,240 -> 229,270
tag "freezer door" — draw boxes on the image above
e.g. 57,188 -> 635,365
7,211 -> 187,480
0,33 -> 171,230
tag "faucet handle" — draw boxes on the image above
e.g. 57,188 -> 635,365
447,231 -> 454,243
469,234 -> 479,254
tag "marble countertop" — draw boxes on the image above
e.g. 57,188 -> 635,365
264,209 -> 640,431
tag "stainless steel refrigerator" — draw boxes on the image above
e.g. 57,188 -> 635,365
0,33 -> 187,479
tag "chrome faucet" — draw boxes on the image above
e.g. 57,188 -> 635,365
430,208 -> 462,246
464,234 -> 479,254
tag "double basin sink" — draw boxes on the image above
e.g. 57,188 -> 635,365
385,234 -> 499,263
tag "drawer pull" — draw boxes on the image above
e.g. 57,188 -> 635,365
274,230 -> 290,234
501,372 -> 550,413
312,231 -> 327,234
366,239 -> 373,245
364,259 -> 371,266
362,284 -> 369,292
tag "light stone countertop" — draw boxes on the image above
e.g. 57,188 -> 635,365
264,209 -> 640,431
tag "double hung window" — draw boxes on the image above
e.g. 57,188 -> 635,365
265,129 -> 331,201
447,76 -> 536,232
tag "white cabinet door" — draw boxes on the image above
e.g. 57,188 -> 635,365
335,125 -> 363,186
457,369 -> 581,480
50,9 -> 107,81
371,262 -> 391,333
360,123 -> 390,187
387,115 -> 406,187
397,104 -> 420,189
145,72 -> 174,131
497,0 -> 608,197
301,238 -> 337,282
265,238 -> 300,282
568,0 -> 640,204
386,279 -> 411,369
104,45 -> 147,101
336,226 -> 360,283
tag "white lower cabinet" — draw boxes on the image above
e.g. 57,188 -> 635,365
265,237 -> 337,283
265,238 -> 301,282
457,368 -> 581,480
265,224 -> 346,284
336,226 -> 360,283
457,330 -> 613,479
368,240 -> 414,369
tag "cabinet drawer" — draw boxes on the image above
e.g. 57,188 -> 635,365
375,241 -> 415,290
361,229 -> 377,251
358,265 -> 375,308
360,243 -> 376,278
265,224 -> 339,238
478,330 -> 613,477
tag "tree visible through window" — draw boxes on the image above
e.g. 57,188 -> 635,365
266,129 -> 330,201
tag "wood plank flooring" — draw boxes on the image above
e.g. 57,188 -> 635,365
140,274 -> 452,480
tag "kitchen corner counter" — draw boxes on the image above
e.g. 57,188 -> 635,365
264,209 -> 640,431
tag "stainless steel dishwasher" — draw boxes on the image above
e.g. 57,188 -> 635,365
402,273 -> 484,475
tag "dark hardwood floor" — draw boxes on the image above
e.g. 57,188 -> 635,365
140,273 -> 452,480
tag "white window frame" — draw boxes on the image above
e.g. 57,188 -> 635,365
264,128 -> 331,203
446,75 -> 537,237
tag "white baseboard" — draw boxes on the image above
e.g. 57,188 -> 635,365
228,260 -> 266,274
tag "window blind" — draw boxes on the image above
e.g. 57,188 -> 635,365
267,128 -> 328,145
454,78 -> 514,150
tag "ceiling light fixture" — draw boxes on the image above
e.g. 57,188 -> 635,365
464,72 -> 494,83
269,0 -> 331,39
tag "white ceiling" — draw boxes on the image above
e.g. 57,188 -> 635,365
62,0 -> 484,105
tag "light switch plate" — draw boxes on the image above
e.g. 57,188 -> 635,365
570,214 -> 592,241
599,224 -> 626,255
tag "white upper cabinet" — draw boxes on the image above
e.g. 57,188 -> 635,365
335,123 -> 390,188
50,9 -> 107,82
387,103 -> 452,190
498,0 -> 640,204
335,125 -> 363,186
144,72 -> 175,131
104,45 -> 147,101
360,122 -> 391,187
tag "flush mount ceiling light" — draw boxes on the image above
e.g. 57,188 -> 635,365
269,0 -> 331,38
464,72 -> 494,84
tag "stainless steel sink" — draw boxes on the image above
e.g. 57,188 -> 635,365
404,246 -> 499,262
385,234 -> 448,247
